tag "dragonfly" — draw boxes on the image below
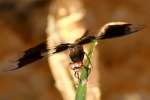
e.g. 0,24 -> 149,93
4,22 -> 144,75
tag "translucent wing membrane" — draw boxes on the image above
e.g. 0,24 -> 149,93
127,24 -> 144,33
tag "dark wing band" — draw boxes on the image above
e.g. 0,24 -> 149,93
76,35 -> 96,45
5,41 -> 48,71
50,43 -> 71,54
75,30 -> 96,45
97,23 -> 144,40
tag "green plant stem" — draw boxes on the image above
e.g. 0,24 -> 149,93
75,40 -> 97,100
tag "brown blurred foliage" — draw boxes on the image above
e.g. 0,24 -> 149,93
0,0 -> 149,100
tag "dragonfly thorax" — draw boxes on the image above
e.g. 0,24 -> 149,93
69,45 -> 85,63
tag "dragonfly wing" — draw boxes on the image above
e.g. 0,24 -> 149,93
4,41 -> 48,71
4,41 -> 71,71
49,43 -> 71,54
75,30 -> 96,45
75,30 -> 89,43
76,35 -> 96,45
97,22 -> 144,39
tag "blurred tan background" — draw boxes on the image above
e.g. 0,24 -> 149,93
0,0 -> 149,100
